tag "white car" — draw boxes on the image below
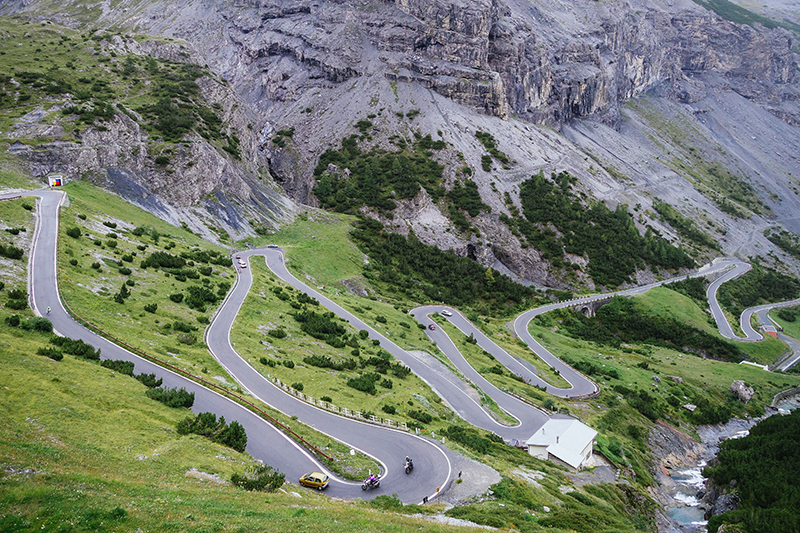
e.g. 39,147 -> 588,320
440,310 -> 453,317
239,260 -> 247,268
267,243 -> 279,249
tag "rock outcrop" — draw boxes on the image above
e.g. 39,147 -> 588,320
730,380 -> 755,403
2,33 -> 296,242
701,458 -> 742,520
92,0 -> 800,127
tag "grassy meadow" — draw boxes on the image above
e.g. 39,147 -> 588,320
773,306 -> 800,344
57,181 -> 237,382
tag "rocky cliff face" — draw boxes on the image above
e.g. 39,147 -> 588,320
104,0 -> 799,127
0,28 -> 296,242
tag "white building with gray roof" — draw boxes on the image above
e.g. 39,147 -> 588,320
526,418 -> 598,469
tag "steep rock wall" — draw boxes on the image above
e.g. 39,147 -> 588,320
104,0 -> 799,126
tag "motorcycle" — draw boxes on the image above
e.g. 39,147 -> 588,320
361,475 -> 381,490
404,459 -> 414,474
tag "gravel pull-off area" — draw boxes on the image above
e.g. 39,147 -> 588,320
407,454 -> 502,530
439,453 -> 502,508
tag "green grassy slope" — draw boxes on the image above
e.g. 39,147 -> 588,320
0,322 -> 477,533
57,181 -> 236,381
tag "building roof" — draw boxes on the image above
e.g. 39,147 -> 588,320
761,324 -> 778,338
526,418 -> 598,469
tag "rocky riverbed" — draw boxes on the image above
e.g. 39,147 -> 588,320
648,397 -> 800,533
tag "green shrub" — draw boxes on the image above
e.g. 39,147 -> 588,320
6,299 -> 27,310
346,374 -> 378,394
8,288 -> 25,300
184,284 -> 219,310
268,328 -> 287,339
113,282 -> 131,304
146,386 -> 195,408
50,336 -> 98,358
141,251 -> 185,269
134,373 -> 163,388
66,227 -> 82,238
0,243 -> 24,260
19,317 -> 53,333
176,333 -> 196,345
442,425 -> 492,454
36,347 -> 63,361
303,354 -> 357,371
172,321 -> 197,333
291,382 -> 304,392
408,410 -> 433,424
231,464 -> 285,492
176,412 -> 248,452
100,359 -> 134,376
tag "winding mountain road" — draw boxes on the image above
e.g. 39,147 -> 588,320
17,190 -> 361,493
11,186 -> 800,506
706,260 -> 800,344
14,189 -> 452,503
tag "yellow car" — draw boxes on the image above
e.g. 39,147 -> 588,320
299,471 -> 329,490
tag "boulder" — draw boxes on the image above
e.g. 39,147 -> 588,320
730,381 -> 755,403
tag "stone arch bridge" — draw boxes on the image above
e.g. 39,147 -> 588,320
568,297 -> 613,318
